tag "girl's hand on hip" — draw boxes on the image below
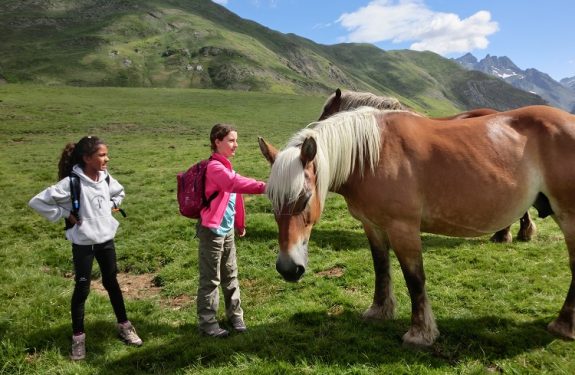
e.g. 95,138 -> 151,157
68,213 -> 81,226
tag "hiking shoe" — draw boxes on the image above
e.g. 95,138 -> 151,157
200,327 -> 230,338
117,321 -> 143,346
70,333 -> 86,361
231,319 -> 247,333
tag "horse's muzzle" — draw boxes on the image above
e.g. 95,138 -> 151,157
276,245 -> 308,282
276,261 -> 305,282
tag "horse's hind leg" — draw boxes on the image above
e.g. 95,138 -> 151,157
387,223 -> 439,347
490,226 -> 513,243
362,225 -> 395,320
517,211 -> 537,242
548,214 -> 575,340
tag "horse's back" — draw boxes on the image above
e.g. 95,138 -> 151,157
365,106 -> 575,236
378,105 -> 575,178
382,105 -> 575,142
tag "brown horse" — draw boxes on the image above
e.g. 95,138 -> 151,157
259,105 -> 575,347
318,88 -> 536,243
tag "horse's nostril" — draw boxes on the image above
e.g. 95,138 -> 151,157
295,266 -> 305,278
276,263 -> 305,282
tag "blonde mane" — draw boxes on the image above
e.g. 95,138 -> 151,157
267,106 -> 386,212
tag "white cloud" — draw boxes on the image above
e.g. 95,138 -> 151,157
245,0 -> 279,7
313,22 -> 334,30
212,0 -> 229,5
337,0 -> 498,55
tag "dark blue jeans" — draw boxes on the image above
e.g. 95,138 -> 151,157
71,239 -> 127,334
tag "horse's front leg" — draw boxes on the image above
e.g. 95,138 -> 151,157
362,224 -> 395,321
548,214 -> 575,339
388,222 -> 439,347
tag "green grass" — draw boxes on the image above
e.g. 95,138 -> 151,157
1,84 -> 574,374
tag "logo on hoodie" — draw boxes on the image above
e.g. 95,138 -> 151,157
91,195 -> 107,213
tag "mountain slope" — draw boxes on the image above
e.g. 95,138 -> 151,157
0,0 -> 546,114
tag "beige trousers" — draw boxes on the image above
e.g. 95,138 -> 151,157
196,223 -> 243,332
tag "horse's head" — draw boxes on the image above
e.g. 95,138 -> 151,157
318,88 -> 342,121
259,108 -> 382,281
259,136 -> 323,282
319,88 -> 407,121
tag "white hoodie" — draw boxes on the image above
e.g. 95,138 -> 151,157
29,165 -> 125,245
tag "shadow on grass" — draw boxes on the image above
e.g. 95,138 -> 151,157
23,311 -> 559,373
310,228 -> 369,251
247,226 -> 370,251
247,217 -> 499,253
312,229 -> 489,252
242,226 -> 279,241
421,234 -> 487,249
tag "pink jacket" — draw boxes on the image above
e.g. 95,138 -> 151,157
200,152 -> 266,231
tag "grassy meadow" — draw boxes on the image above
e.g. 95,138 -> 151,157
1,84 -> 574,374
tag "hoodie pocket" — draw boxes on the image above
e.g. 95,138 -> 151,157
67,216 -> 119,244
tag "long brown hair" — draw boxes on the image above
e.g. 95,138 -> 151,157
57,136 -> 105,179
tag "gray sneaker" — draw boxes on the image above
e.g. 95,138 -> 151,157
200,327 -> 230,338
70,333 -> 86,361
231,319 -> 247,333
117,321 -> 143,346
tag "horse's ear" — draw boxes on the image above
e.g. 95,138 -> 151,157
300,137 -> 317,166
258,137 -> 277,165
332,89 -> 342,111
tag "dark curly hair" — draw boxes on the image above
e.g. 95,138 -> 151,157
58,136 -> 105,179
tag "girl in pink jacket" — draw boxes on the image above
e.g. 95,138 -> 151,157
196,123 -> 266,338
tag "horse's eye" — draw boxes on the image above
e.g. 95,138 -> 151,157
302,192 -> 312,207
293,190 -> 312,213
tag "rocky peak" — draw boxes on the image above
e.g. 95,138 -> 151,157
453,53 -> 575,113
456,52 -> 478,69
561,76 -> 575,92
475,55 -> 522,79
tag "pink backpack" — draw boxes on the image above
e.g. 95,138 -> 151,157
177,158 -> 217,219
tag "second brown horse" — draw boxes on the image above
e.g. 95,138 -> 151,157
318,88 -> 536,243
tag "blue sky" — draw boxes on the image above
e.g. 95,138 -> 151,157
212,0 -> 574,81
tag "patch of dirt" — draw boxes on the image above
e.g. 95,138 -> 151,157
316,266 -> 345,278
25,352 -> 40,363
92,273 -> 159,299
327,304 -> 344,316
91,273 -> 192,309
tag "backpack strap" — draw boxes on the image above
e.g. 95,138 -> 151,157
204,191 -> 218,206
203,156 -> 218,207
64,173 -> 81,230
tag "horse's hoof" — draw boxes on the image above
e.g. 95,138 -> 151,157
517,222 -> 537,242
547,319 -> 575,340
490,231 -> 512,243
362,304 -> 394,321
401,329 -> 437,349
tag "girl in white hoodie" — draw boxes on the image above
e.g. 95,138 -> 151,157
29,136 -> 142,360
